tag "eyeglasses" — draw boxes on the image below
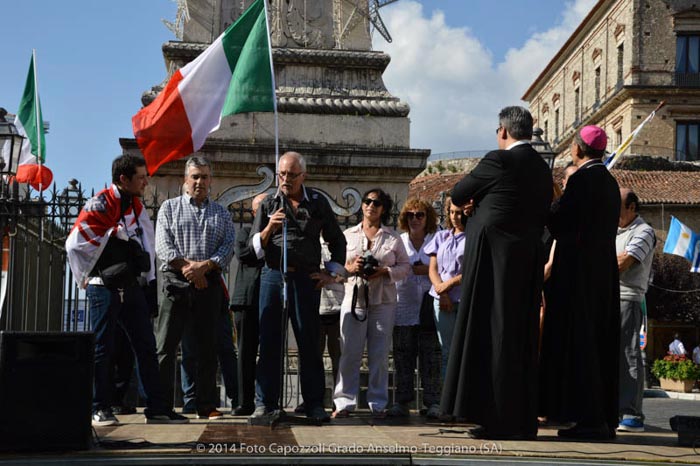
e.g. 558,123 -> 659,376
277,171 -> 303,180
406,211 -> 426,220
362,198 -> 383,208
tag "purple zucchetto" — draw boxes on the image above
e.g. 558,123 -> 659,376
579,125 -> 607,150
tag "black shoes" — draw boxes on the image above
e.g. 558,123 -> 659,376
144,410 -> 190,424
466,425 -> 536,440
557,423 -> 615,440
232,405 -> 255,416
307,405 -> 330,423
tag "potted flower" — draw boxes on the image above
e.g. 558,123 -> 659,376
651,353 -> 700,393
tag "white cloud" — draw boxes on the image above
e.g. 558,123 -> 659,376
374,0 -> 597,155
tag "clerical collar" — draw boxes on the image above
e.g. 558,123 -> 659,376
579,159 -> 604,170
506,140 -> 531,150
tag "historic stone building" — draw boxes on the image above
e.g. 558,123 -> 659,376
120,0 -> 429,211
523,0 -> 700,164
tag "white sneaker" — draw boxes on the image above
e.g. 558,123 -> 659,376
92,409 -> 118,427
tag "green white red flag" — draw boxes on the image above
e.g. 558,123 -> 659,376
14,52 -> 53,190
132,0 -> 275,175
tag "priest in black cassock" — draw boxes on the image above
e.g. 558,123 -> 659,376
440,106 -> 552,440
539,125 -> 621,440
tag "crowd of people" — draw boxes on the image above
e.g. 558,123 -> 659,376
66,106 -> 658,441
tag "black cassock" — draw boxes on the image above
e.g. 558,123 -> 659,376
442,144 -> 552,437
539,159 -> 620,433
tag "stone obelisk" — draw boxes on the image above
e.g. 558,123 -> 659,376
120,0 -> 429,211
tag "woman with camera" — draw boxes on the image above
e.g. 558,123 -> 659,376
332,188 -> 410,418
388,198 -> 442,419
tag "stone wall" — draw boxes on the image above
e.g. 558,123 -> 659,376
525,0 -> 700,165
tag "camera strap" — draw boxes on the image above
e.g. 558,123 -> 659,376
350,278 -> 368,322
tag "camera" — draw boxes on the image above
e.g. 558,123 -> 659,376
360,250 -> 379,278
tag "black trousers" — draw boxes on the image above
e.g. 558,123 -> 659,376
156,279 -> 222,414
234,306 -> 259,409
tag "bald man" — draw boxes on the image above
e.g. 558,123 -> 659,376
250,152 -> 346,423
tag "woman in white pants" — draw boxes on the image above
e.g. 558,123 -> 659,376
332,188 -> 410,418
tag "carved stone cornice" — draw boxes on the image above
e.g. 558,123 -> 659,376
161,42 -> 391,70
278,96 -> 409,116
144,43 -> 408,116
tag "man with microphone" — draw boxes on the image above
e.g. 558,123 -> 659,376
249,151 -> 346,423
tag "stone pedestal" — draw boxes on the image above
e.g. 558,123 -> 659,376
120,0 -> 429,210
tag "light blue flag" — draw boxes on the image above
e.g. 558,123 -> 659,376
663,216 -> 699,262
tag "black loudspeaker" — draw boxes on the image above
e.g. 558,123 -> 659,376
0,331 -> 94,451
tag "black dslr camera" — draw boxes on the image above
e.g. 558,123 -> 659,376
360,250 -> 379,278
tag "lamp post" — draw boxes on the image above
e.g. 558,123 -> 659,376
531,127 -> 557,170
59,179 -> 83,232
0,108 -> 23,178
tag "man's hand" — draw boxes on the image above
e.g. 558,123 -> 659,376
617,250 -> 637,272
310,270 -> 339,290
182,260 -> 211,289
463,199 -> 475,217
260,208 -> 285,247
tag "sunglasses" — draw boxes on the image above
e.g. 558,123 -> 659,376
362,198 -> 383,207
406,211 -> 426,220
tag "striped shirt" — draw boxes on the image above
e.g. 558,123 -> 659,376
616,215 -> 655,301
155,193 -> 236,272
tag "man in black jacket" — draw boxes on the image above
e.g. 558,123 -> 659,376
443,106 -> 552,439
230,193 -> 267,415
539,125 -> 621,440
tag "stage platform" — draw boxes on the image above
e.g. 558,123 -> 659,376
1,398 -> 700,466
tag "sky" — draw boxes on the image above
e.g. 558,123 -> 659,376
0,0 -> 597,193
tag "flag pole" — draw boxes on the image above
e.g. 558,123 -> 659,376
605,100 -> 665,170
32,49 -> 44,194
262,0 -> 279,186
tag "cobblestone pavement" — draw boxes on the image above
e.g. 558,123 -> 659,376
644,396 -> 700,432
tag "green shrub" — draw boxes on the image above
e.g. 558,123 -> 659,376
651,354 -> 700,381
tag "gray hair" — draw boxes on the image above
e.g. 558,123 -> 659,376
185,156 -> 212,177
498,106 -> 533,140
281,151 -> 306,173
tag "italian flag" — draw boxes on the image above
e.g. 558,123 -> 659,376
14,52 -> 53,190
132,0 -> 274,175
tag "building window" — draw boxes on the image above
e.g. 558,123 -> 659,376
676,35 -> 700,86
676,122 -> 700,161
594,67 -> 601,104
574,88 -> 580,124
617,43 -> 624,86
544,120 -> 548,142
555,109 -> 560,140
615,128 -> 622,147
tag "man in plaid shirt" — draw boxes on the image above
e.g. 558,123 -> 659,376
155,156 -> 236,420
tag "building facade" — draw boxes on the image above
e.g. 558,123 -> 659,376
523,0 -> 700,163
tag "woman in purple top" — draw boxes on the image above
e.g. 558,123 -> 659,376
425,196 -> 465,379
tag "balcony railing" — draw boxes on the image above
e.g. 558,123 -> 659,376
675,72 -> 700,87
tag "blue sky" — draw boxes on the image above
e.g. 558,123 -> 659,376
0,0 -> 593,193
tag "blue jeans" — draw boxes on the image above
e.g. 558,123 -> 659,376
87,284 -> 166,415
255,267 -> 324,411
433,297 -> 457,381
181,310 -> 239,409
